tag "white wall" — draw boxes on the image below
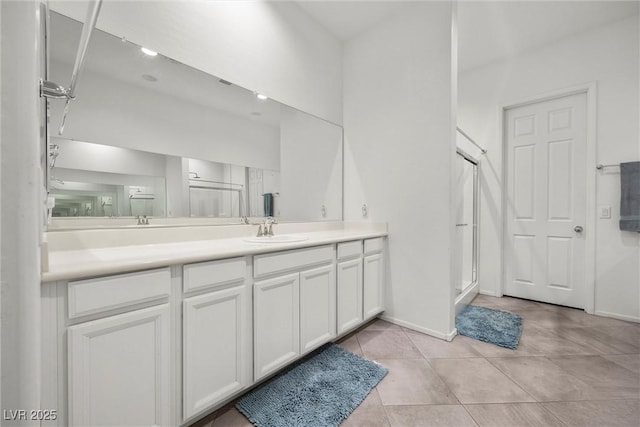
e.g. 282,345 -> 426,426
0,0 -> 3,411
459,15 -> 640,321
279,108 -> 343,221
1,0 -> 45,421
50,61 -> 281,171
49,0 -> 343,125
344,2 -> 457,338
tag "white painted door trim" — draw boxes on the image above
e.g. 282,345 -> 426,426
499,82 -> 597,313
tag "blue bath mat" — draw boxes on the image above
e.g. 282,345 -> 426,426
456,305 -> 523,349
236,343 -> 387,427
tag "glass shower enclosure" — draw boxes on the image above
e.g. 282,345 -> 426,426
455,150 -> 479,298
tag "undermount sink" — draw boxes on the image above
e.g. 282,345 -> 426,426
243,235 -> 309,244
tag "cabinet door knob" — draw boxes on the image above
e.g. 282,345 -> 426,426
574,225 -> 584,233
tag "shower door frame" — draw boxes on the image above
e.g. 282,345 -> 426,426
455,148 -> 479,298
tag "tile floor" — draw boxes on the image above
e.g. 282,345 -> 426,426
196,295 -> 640,426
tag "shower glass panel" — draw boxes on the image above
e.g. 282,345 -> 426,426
455,151 -> 478,296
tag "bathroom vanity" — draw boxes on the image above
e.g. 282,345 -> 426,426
40,222 -> 387,426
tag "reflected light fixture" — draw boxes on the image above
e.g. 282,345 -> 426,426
256,93 -> 268,100
141,47 -> 158,56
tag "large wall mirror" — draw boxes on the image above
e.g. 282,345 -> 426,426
47,11 -> 343,227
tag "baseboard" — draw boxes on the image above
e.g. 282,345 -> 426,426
378,314 -> 456,341
479,290 -> 498,297
594,310 -> 640,324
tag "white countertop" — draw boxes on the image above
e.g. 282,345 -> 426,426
43,228 -> 387,282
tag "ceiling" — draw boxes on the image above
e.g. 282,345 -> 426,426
296,1 -> 639,71
296,1 -> 407,41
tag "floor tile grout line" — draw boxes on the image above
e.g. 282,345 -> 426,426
378,396 -> 393,427
462,402 -> 568,427
481,355 -> 542,403
546,325 -> 635,355
458,402 -> 482,427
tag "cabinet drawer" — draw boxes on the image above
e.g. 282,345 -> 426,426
68,268 -> 170,319
183,257 -> 247,293
337,241 -> 362,261
364,237 -> 384,255
254,245 -> 334,278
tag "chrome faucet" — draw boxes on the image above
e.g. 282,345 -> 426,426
136,215 -> 150,225
255,217 -> 276,237
265,216 -> 276,236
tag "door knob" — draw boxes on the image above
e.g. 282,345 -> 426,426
574,225 -> 584,233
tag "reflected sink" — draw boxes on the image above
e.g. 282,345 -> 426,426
243,235 -> 309,244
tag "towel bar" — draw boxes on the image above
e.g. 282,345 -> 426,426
596,164 -> 620,170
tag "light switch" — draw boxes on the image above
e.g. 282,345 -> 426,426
599,205 -> 611,219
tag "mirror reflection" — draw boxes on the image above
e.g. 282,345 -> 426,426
47,11 -> 342,225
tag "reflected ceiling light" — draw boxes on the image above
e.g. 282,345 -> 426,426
141,47 -> 158,56
256,93 -> 268,100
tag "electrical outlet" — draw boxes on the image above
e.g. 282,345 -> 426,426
599,205 -> 611,219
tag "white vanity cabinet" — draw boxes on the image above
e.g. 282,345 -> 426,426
253,245 -> 336,381
363,238 -> 385,320
300,264 -> 336,353
42,232 -> 387,427
182,257 -> 252,421
253,272 -> 300,380
64,268 -> 172,427
336,241 -> 364,334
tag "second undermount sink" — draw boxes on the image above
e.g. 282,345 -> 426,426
243,235 -> 309,244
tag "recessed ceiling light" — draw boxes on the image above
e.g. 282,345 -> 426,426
256,93 -> 268,100
142,74 -> 158,82
141,47 -> 158,56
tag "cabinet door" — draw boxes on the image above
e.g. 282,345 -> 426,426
254,273 -> 300,380
363,253 -> 384,320
68,304 -> 171,427
300,264 -> 336,354
337,258 -> 363,334
183,285 -> 250,420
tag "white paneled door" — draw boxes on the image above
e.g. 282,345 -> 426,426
505,92 -> 587,308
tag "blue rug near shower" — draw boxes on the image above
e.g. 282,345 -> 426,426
236,343 -> 387,427
456,305 -> 523,349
